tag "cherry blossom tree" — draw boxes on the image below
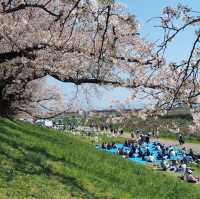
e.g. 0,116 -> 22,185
156,4 -> 200,108
151,3 -> 200,134
98,3 -> 200,130
0,0 -> 161,117
14,77 -> 72,118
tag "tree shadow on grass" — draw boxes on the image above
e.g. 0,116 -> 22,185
0,129 -> 98,199
0,123 -> 129,187
0,128 -> 80,169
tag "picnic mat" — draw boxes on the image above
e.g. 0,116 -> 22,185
96,142 -> 189,165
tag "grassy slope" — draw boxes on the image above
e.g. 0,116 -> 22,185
0,119 -> 200,199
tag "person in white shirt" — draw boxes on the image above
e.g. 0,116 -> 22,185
148,154 -> 154,162
170,149 -> 176,157
181,163 -> 187,173
185,169 -> 199,183
160,160 -> 169,171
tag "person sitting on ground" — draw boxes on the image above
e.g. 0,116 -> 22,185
138,147 -> 143,157
153,142 -> 157,147
160,143 -> 165,149
128,139 -> 135,146
161,147 -> 166,156
101,143 -> 106,149
118,148 -> 124,156
178,160 -> 187,174
142,153 -> 146,161
188,148 -> 195,160
146,148 -> 151,156
136,129 -> 140,137
182,147 -> 186,152
117,147 -> 127,156
194,152 -> 200,164
184,169 -> 199,183
133,148 -> 139,157
111,142 -> 117,148
169,149 -> 176,159
131,144 -> 136,153
107,143 -> 111,150
157,152 -> 164,160
148,154 -> 154,162
155,144 -> 161,151
148,131 -> 152,137
169,160 -> 178,172
124,140 -> 129,147
138,134 -> 144,145
128,150 -> 134,158
129,142 -> 133,148
137,136 -> 142,145
183,154 -> 193,163
160,159 -> 169,171
145,135 -> 150,144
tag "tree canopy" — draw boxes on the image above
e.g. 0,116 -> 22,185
0,1 -> 200,122
0,0 -> 161,117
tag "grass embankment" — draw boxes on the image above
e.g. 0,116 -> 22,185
0,118 -> 200,199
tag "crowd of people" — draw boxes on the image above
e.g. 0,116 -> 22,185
100,133 -> 200,184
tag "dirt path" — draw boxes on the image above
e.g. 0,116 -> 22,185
121,133 -> 200,152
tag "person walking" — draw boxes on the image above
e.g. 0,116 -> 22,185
178,133 -> 185,145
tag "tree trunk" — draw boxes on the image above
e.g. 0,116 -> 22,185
0,83 -> 12,116
0,99 -> 12,116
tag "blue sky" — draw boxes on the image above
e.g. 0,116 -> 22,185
48,0 -> 200,110
121,0 -> 200,63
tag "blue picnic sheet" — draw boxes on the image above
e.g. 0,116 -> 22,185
96,142 -> 190,165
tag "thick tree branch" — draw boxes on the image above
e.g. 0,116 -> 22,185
3,2 -> 61,18
0,44 -> 48,63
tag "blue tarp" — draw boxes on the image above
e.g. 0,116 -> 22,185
96,142 -> 191,165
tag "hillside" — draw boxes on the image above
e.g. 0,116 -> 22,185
0,118 -> 200,199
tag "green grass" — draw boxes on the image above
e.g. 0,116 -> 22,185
0,118 -> 200,199
97,134 -> 126,143
188,163 -> 200,177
